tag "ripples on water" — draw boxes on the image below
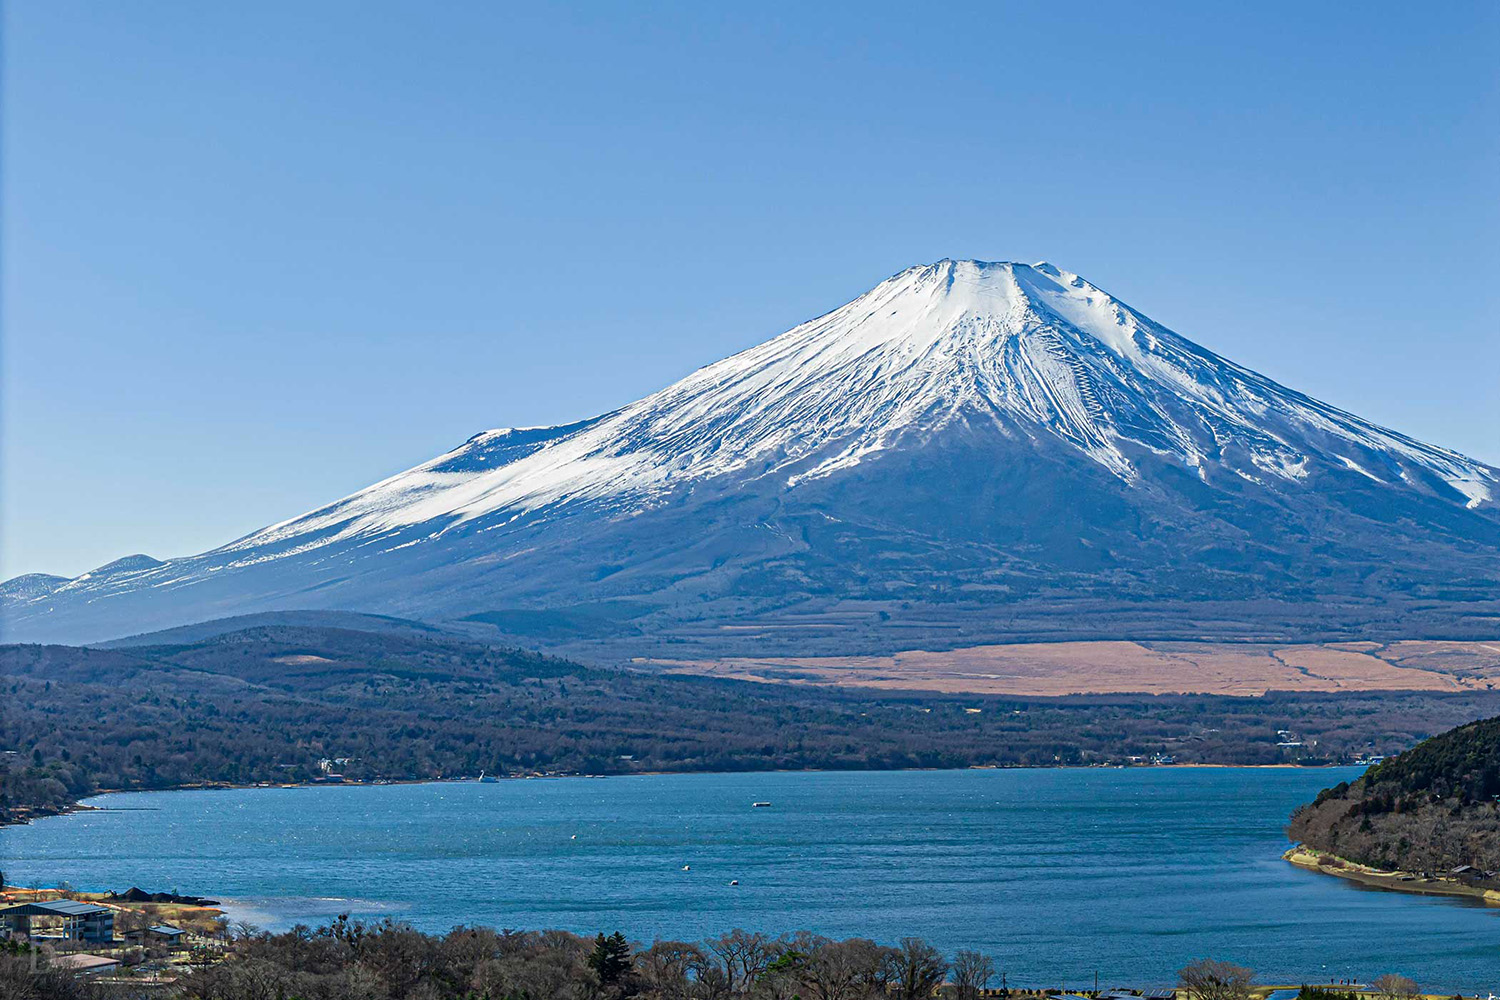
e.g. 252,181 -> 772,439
3,767 -> 1496,990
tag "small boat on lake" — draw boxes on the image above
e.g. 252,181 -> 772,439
752,801 -> 771,808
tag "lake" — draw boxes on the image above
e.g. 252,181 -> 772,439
3,767 -> 1496,990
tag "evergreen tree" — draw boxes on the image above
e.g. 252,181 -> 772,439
588,930 -> 633,987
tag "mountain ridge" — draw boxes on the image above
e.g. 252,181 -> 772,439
7,259 -> 1498,651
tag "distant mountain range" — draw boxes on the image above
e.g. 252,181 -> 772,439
6,260 -> 1499,653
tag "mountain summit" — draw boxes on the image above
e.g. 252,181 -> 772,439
8,260 -> 1499,650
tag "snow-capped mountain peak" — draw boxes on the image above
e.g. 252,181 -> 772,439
225,258 -> 1494,559
6,259 -> 1497,649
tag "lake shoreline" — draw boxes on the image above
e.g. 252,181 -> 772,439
0,798 -> 100,828
0,881 -> 228,938
3,760 -> 1352,831
1283,846 -> 1500,904
15,765 -> 1493,987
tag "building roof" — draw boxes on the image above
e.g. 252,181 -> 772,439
0,899 -> 111,917
149,924 -> 186,936
51,953 -> 121,972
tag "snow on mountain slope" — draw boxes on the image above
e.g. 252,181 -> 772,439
0,573 -> 71,603
5,259 -> 1498,648
223,259 -> 1494,555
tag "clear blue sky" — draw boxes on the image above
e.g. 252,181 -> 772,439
4,1 -> 1497,579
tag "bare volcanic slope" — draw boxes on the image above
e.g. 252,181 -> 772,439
6,260 -> 1499,650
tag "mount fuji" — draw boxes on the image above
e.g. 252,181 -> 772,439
7,260 -> 1499,652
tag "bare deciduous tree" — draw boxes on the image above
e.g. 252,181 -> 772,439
1178,958 -> 1254,1000
754,939 -> 811,1000
707,929 -> 780,996
800,937 -> 893,1000
637,940 -> 703,1000
115,906 -> 153,938
887,937 -> 948,1000
1372,974 -> 1420,1000
949,949 -> 996,1000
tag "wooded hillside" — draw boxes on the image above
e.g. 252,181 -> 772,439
1287,716 -> 1500,871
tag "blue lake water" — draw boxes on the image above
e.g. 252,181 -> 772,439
3,767 -> 1497,990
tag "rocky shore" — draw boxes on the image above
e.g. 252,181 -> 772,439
1284,846 -> 1500,904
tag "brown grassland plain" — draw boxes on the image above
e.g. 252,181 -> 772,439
637,639 -> 1500,697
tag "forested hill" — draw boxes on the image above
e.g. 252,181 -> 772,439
1360,716 -> 1500,803
4,624 -> 1500,825
1288,716 -> 1500,871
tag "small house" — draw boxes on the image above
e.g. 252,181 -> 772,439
127,923 -> 188,949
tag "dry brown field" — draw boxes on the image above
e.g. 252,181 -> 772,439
636,639 -> 1500,696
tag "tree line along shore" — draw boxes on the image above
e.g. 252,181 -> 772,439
0,901 -> 1449,1000
8,624 -> 1500,826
